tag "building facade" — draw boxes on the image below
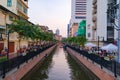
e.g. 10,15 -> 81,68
69,0 -> 87,37
86,0 -> 118,43
67,24 -> 70,37
86,0 -> 93,41
69,23 -> 78,37
0,0 -> 28,19
0,0 -> 29,54
0,5 -> 20,53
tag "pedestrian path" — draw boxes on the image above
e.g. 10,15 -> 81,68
67,47 -> 117,80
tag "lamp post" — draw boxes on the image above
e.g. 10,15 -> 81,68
6,24 -> 9,60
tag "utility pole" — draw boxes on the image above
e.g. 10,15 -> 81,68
118,0 -> 120,62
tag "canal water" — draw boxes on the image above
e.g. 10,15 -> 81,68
21,46 -> 97,80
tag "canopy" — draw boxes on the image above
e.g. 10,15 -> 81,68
85,42 -> 97,47
101,43 -> 117,53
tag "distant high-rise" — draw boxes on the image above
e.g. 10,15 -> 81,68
67,24 -> 70,37
56,28 -> 60,35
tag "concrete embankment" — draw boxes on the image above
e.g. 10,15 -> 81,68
4,45 -> 56,80
66,47 -> 116,80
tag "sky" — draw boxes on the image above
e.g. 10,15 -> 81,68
28,0 -> 71,37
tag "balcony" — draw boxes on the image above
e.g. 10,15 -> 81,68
92,16 -> 97,22
92,9 -> 97,14
93,0 -> 97,5
17,9 -> 28,19
92,25 -> 97,30
19,0 -> 28,8
93,4 -> 97,9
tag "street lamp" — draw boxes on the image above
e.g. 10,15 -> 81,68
6,24 -> 9,60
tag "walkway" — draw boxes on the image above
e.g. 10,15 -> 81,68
67,47 -> 117,80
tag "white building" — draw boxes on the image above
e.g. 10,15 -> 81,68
86,0 -> 117,43
69,0 -> 87,36
86,0 -> 93,41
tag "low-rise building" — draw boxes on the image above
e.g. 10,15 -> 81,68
0,5 -> 19,53
0,0 -> 29,19
69,23 -> 78,37
39,25 -> 49,32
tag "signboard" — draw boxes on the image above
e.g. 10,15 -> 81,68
77,20 -> 86,36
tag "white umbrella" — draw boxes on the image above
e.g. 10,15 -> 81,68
85,42 -> 97,47
101,43 -> 117,53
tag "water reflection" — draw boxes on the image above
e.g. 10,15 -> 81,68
21,48 -> 55,80
66,53 -> 90,80
21,47 -> 94,80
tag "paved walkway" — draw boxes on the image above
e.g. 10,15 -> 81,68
67,48 -> 117,80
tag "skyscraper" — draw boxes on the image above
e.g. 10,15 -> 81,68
70,0 -> 86,26
69,0 -> 87,37
56,28 -> 60,35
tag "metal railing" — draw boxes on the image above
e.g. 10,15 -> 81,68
0,44 -> 55,78
67,45 -> 120,77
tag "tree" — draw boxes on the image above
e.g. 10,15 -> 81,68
62,36 -> 87,48
9,20 -> 42,48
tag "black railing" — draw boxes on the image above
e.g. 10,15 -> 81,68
67,45 -> 120,77
0,43 -> 55,78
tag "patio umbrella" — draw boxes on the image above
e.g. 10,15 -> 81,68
101,43 -> 117,53
85,42 -> 97,47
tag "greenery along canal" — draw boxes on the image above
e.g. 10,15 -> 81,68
21,46 -> 99,80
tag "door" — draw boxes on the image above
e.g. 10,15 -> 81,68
9,42 -> 14,53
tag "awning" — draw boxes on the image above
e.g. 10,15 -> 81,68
0,26 -> 5,29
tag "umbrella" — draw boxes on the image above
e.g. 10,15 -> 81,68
85,42 -> 97,47
101,43 -> 117,53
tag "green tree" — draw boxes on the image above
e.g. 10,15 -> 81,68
9,20 -> 42,48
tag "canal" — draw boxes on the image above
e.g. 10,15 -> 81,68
21,46 -> 98,80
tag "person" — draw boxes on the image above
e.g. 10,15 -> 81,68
4,47 -> 8,55
19,47 -> 23,56
109,54 -> 113,60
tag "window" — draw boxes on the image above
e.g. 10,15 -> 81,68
107,30 -> 114,38
9,16 -> 13,21
23,7 -> 27,14
88,33 -> 91,37
75,16 -> 86,19
7,0 -> 12,7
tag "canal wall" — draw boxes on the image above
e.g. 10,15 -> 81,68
4,45 -> 56,80
66,47 -> 116,80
